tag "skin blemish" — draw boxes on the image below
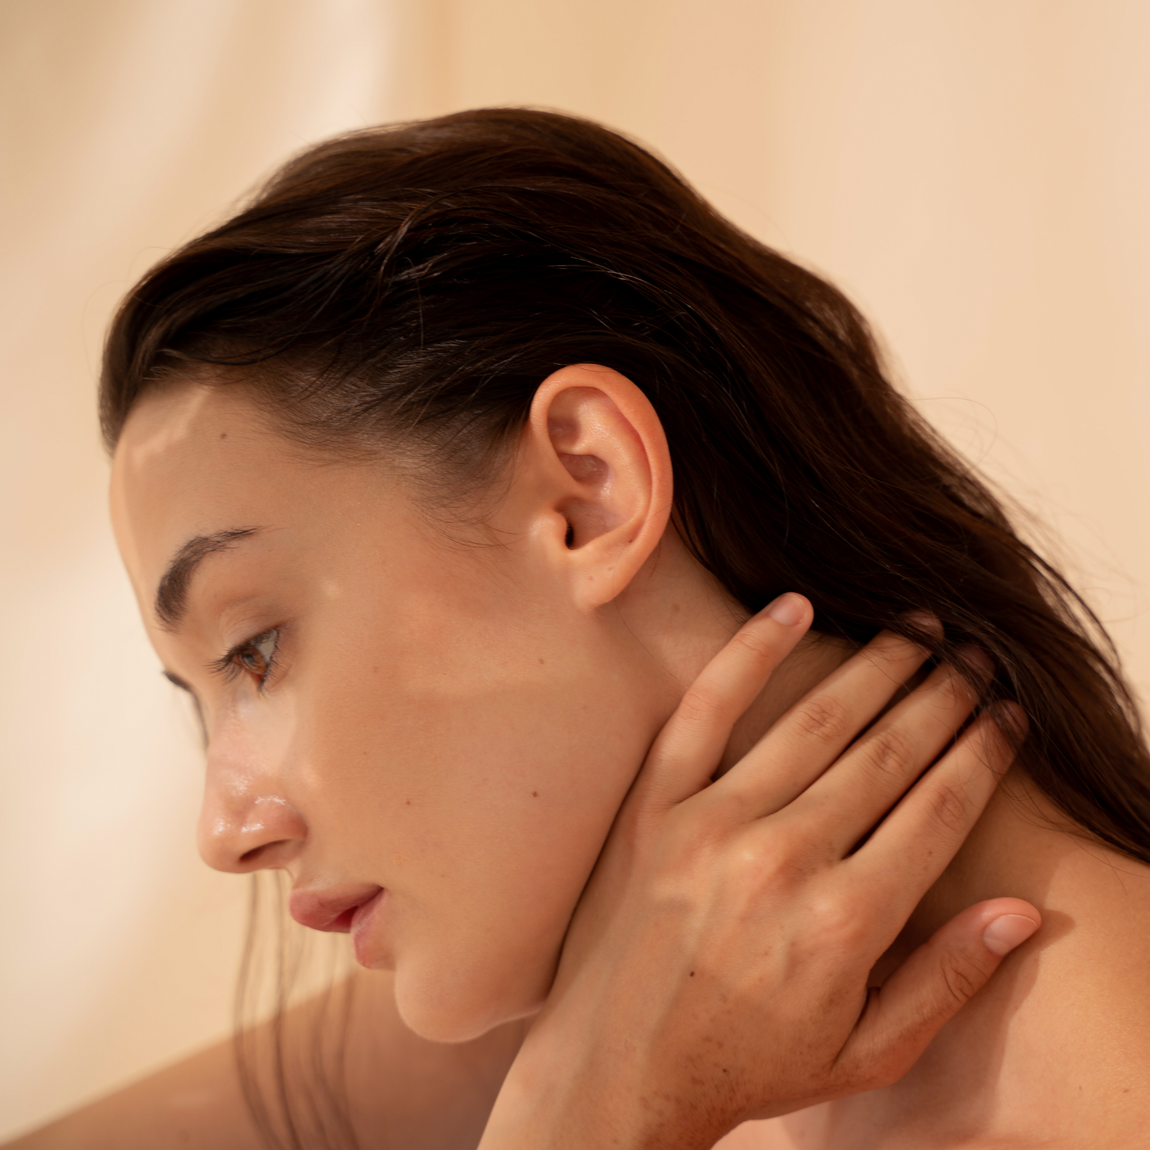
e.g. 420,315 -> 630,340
532,791 -> 539,798
220,432 -> 227,439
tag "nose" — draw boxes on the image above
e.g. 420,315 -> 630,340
197,734 -> 308,873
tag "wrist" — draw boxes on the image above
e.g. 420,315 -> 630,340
480,1016 -> 727,1150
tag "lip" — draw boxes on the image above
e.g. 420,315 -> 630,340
289,884 -> 385,934
348,889 -> 386,965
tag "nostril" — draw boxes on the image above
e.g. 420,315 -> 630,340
199,791 -> 308,873
239,842 -> 274,867
238,838 -> 298,869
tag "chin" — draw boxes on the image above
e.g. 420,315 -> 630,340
392,953 -> 553,1043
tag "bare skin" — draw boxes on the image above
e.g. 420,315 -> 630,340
3,970 -> 526,1149
10,363 -> 1145,1146
720,779 -> 1150,1148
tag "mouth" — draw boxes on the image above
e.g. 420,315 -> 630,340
289,884 -> 386,935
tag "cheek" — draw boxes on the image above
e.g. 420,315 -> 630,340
290,617 -> 661,1039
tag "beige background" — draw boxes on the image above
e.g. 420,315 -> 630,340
2,0 -> 1148,1138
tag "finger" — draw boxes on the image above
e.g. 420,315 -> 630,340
708,624 -> 938,817
636,593 -> 812,809
832,897 -> 1040,1092
846,706 -> 1023,924
782,653 -> 989,858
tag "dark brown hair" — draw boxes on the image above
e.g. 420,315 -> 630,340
102,107 -> 1150,865
101,103 -> 1150,1149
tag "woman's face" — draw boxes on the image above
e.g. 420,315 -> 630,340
110,379 -> 711,1041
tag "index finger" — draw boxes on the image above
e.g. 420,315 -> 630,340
635,593 -> 813,810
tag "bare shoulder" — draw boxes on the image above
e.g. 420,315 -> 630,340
3,969 -> 526,1150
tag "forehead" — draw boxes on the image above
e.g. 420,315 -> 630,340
109,383 -> 385,613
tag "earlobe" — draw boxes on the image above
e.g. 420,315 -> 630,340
525,364 -> 673,610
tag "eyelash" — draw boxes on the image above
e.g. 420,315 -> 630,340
210,627 -> 281,690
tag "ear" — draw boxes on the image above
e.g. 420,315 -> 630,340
512,363 -> 673,612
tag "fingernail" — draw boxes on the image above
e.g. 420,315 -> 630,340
902,609 -> 943,640
982,914 -> 1039,956
766,593 -> 806,627
953,645 -> 995,695
989,701 -> 1028,742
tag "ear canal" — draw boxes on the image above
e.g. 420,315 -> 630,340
565,522 -> 575,549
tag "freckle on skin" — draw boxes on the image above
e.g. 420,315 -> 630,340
220,432 -> 227,439
532,791 -> 539,798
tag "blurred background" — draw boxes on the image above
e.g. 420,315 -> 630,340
2,0 -> 1148,1138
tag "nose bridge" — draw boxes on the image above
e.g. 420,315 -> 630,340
197,716 -> 306,872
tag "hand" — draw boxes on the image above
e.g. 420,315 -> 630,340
481,594 -> 1040,1149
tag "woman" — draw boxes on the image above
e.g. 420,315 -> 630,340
12,108 -> 1150,1148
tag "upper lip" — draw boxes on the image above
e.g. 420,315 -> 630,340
289,884 -> 383,932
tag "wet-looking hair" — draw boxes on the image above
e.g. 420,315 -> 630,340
102,106 -> 1150,864
102,105 -> 1150,1143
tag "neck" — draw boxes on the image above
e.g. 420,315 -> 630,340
620,532 -> 1150,1145
628,581 -> 1150,1144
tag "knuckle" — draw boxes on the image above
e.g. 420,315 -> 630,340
791,694 -> 851,745
939,953 -> 984,1007
859,728 -> 915,781
762,818 -> 823,869
721,831 -> 818,897
927,780 -> 974,835
805,894 -> 867,949
725,843 -> 772,892
676,683 -> 726,726
730,627 -> 776,662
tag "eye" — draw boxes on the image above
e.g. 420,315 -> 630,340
214,628 -> 280,688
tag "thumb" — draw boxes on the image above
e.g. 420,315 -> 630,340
834,898 -> 1040,1090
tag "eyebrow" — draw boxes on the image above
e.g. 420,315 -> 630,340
155,527 -> 261,629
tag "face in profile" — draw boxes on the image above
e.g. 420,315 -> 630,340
110,375 -> 708,1042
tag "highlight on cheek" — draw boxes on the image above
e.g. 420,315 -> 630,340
86,101 -> 1150,1148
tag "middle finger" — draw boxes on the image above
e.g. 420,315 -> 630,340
709,627 -> 936,818
779,653 -> 988,859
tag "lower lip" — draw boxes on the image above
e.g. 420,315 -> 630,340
349,889 -> 387,966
